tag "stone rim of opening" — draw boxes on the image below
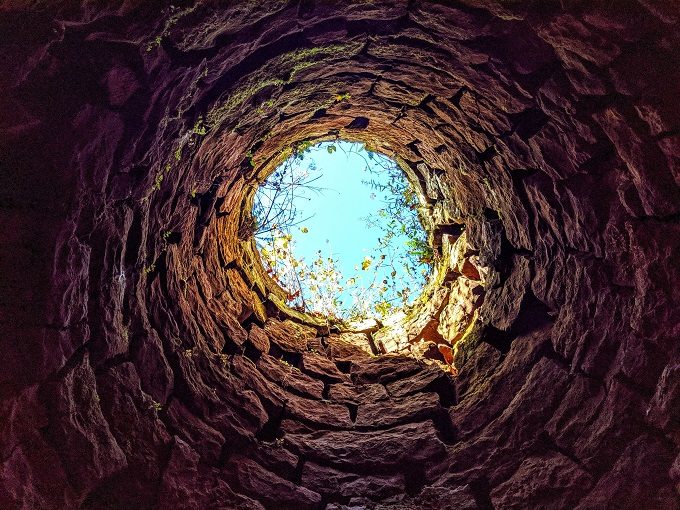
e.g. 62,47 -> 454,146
238,135 -> 487,368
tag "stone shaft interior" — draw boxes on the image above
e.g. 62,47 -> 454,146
1,2 -> 680,509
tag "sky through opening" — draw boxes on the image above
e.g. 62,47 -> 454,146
253,141 -> 432,321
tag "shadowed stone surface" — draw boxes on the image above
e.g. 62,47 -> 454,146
1,1 -> 679,509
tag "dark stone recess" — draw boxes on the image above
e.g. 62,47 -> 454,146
1,2 -> 679,509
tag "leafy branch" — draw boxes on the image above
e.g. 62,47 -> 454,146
251,141 -> 432,321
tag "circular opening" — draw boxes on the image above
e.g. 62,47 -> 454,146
251,140 -> 432,323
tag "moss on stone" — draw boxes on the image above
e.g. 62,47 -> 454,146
206,42 -> 363,129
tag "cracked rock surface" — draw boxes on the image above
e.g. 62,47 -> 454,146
1,1 -> 680,509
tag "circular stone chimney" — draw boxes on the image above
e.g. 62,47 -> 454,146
1,2 -> 679,509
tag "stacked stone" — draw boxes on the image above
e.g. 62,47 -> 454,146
1,1 -> 679,509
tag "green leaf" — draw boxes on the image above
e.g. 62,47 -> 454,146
327,144 -> 337,154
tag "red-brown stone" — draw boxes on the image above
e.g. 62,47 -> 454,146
2,1 -> 679,508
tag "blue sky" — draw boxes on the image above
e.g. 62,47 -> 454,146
293,143 -> 385,270
254,140 -> 428,318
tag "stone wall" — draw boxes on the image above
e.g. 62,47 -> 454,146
1,1 -> 679,509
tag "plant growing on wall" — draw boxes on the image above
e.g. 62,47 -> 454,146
251,141 -> 432,322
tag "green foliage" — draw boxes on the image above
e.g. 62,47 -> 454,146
293,140 -> 314,159
206,43 -> 361,128
161,230 -> 173,247
254,98 -> 277,116
146,4 -> 197,52
245,149 -> 257,166
192,116 -> 207,136
362,159 -> 434,267
146,35 -> 162,52
151,172 -> 164,191
151,164 -> 170,192
374,300 -> 393,317
251,141 -> 322,240
148,400 -> 162,412
252,141 -> 432,322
